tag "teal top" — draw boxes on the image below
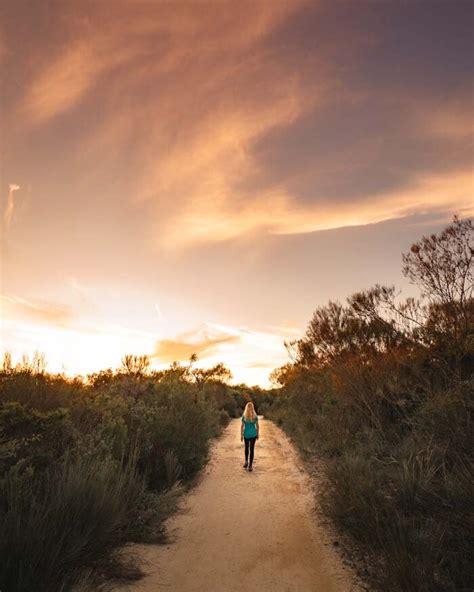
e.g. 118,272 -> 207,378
242,415 -> 258,438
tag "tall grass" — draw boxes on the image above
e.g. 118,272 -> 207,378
0,454 -> 144,592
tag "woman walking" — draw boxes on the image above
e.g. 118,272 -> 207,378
241,402 -> 259,471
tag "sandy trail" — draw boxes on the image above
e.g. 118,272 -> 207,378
113,418 -> 360,592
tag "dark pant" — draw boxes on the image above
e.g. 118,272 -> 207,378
244,437 -> 257,466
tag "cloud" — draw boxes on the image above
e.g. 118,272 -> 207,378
1,1 -> 472,389
19,41 -> 101,126
270,169 -> 474,236
16,1 -> 305,128
1,294 -> 74,327
3,183 -> 20,230
153,331 -> 240,363
150,322 -> 291,386
4,1 -> 473,252
10,1 -> 330,247
156,169 -> 474,247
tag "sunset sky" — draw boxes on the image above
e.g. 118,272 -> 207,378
1,1 -> 473,386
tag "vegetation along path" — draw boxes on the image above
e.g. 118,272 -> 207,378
113,418 -> 361,592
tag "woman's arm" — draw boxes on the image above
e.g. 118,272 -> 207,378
256,417 -> 259,439
241,419 -> 244,441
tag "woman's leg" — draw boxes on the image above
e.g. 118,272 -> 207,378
244,437 -> 250,465
249,437 -> 256,466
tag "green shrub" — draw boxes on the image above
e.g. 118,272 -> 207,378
0,402 -> 75,477
270,219 -> 474,590
0,356 -> 235,591
0,454 -> 144,592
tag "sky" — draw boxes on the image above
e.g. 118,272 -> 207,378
1,0 -> 473,387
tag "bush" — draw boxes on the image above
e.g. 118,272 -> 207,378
0,402 -> 74,477
0,356 -> 235,591
0,454 -> 144,592
269,218 -> 474,591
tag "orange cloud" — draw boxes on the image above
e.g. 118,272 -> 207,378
1,295 -> 74,327
153,332 -> 240,363
18,1 -> 306,128
156,169 -> 474,247
2,1 -> 472,389
6,1 -> 473,253
19,41 -> 99,125
151,322 -> 291,386
13,1 -> 327,248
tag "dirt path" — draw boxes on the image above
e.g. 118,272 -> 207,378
113,418 -> 361,592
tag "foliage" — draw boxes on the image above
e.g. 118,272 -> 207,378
0,355 -> 249,592
268,217 -> 474,591
0,454 -> 144,592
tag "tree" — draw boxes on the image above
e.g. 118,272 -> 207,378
191,362 -> 232,388
402,216 -> 473,369
402,216 -> 473,307
269,363 -> 299,387
2,352 -> 12,374
120,354 -> 150,377
289,298 -> 408,369
348,217 -> 473,376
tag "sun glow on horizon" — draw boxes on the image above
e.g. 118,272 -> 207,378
1,2 -> 472,390
0,305 -> 295,387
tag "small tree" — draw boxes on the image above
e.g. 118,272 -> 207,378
120,354 -> 150,377
2,352 -> 12,374
192,363 -> 232,389
348,217 -> 473,377
402,216 -> 473,373
402,216 -> 473,307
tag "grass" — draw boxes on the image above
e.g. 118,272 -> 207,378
0,454 -> 144,591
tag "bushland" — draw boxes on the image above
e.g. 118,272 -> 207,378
0,354 -> 267,591
269,217 -> 473,591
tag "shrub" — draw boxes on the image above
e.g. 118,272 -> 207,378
269,218 -> 474,591
0,356 -> 235,591
0,454 -> 144,592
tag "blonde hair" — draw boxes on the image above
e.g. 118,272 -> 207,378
243,401 -> 256,421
